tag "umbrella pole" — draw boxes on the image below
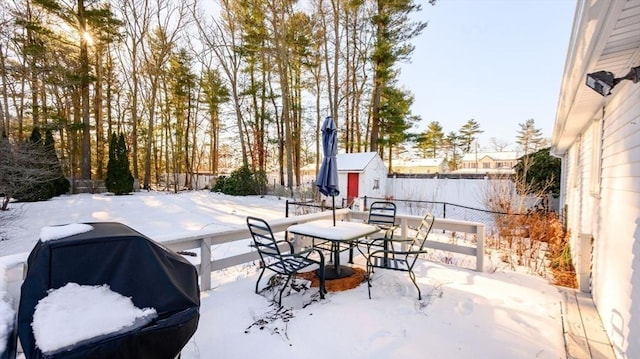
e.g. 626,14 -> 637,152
332,196 -> 336,226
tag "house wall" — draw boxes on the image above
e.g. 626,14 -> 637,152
461,156 -> 517,171
563,82 -> 640,358
596,83 -> 640,358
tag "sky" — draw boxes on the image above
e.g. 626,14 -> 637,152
1,191 -> 568,358
399,0 -> 576,149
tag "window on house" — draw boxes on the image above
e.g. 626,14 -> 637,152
373,178 -> 380,190
483,163 -> 490,169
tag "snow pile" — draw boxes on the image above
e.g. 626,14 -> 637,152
32,283 -> 157,354
0,261 -> 15,354
40,224 -> 94,242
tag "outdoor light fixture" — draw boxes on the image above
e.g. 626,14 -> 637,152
586,66 -> 640,96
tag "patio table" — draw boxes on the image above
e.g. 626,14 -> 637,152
287,220 -> 378,279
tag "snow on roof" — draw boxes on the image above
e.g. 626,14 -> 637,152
336,152 -> 378,171
461,151 -> 519,162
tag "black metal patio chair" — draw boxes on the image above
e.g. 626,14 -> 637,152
246,216 -> 327,306
351,201 -> 398,261
366,211 -> 435,300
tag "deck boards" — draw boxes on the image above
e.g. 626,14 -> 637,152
560,288 -> 616,359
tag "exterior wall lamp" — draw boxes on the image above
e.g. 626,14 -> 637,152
585,66 -> 640,96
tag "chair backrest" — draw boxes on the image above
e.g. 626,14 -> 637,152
246,216 -> 284,260
367,201 -> 397,228
406,212 -> 435,268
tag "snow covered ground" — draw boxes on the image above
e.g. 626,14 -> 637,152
1,191 -> 566,358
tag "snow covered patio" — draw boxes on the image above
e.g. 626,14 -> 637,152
0,192 -> 614,358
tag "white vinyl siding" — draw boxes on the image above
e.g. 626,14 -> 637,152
590,117 -> 604,196
579,127 -> 593,237
561,81 -> 640,359
592,82 -> 640,358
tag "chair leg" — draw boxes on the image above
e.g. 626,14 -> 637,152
366,260 -> 374,299
318,258 -> 326,298
255,267 -> 266,294
409,271 -> 421,300
318,270 -> 326,299
278,274 -> 293,306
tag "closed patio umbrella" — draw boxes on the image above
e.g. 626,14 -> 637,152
317,116 -> 339,226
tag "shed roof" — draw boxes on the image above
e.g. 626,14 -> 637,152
336,152 -> 379,171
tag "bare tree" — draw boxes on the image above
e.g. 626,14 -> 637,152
0,136 -> 60,210
193,0 -> 249,167
489,137 -> 510,152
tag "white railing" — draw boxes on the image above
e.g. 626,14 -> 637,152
163,209 -> 485,291
2,210 -> 485,294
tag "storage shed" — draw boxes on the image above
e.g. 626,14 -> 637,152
333,152 -> 387,207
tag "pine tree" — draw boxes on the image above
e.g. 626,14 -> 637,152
418,121 -> 444,157
44,129 -> 70,196
516,119 -> 544,155
105,133 -> 134,195
369,0 -> 431,152
459,119 -> 483,153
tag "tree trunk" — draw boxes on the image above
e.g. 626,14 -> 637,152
0,44 -> 10,136
79,0 -> 92,179
94,49 -> 104,179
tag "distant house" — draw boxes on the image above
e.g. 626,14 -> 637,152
453,151 -> 518,175
550,1 -> 639,358
391,158 -> 448,174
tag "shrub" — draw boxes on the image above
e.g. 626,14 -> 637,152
514,148 -> 561,197
211,165 -> 266,196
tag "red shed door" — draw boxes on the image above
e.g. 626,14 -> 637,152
347,173 -> 359,205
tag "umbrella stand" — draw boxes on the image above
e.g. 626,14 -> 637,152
332,195 -> 336,226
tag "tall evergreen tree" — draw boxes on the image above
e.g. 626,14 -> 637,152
168,48 -> 196,189
105,132 -> 133,195
369,0 -> 432,152
459,118 -> 483,153
379,85 -> 417,169
44,129 -> 70,196
516,118 -> 544,155
32,0 -> 122,180
418,121 -> 444,157
200,69 -> 230,176
443,131 -> 462,170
